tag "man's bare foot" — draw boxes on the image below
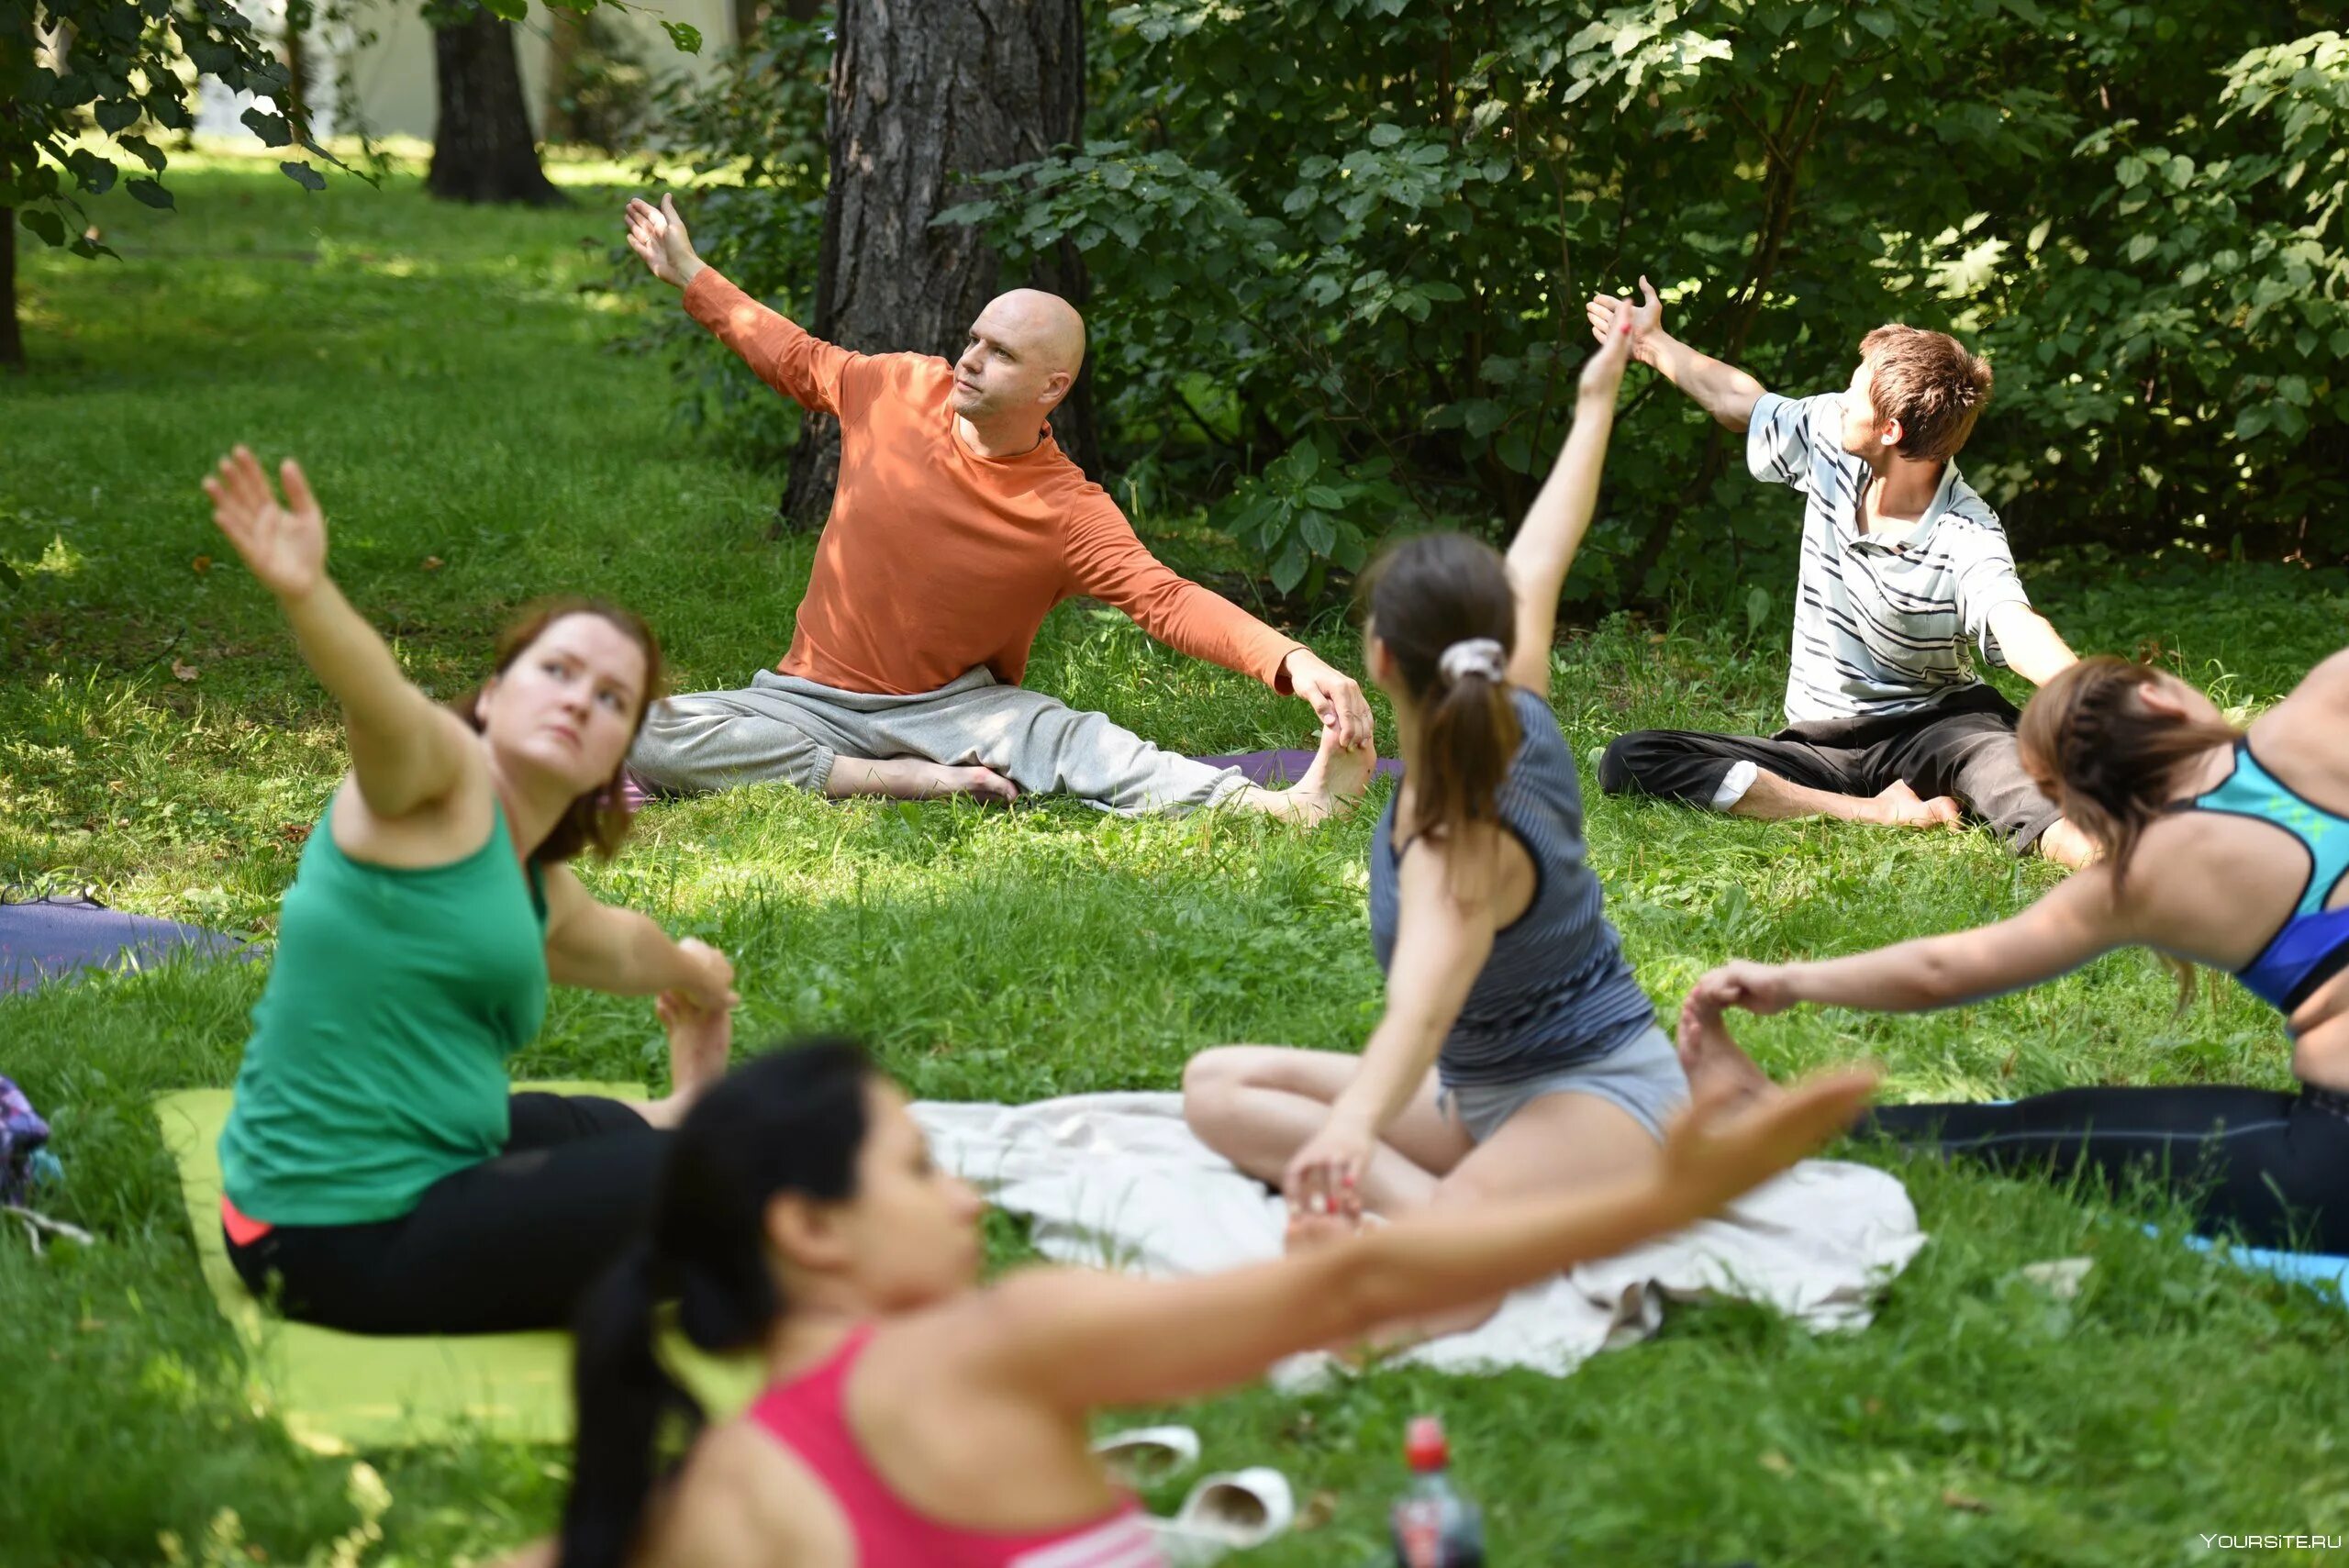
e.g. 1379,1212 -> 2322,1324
1675,998 -> 1776,1110
825,756 -> 1019,804
1260,727 -> 1377,823
1867,778 -> 1962,828
936,764 -> 1019,805
2037,817 -> 2099,871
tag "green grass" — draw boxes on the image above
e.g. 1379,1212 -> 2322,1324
6,148 -> 2349,1567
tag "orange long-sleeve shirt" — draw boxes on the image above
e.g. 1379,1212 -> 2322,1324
683,269 -> 1304,696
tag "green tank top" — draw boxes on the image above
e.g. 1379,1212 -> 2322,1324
219,795 -> 550,1226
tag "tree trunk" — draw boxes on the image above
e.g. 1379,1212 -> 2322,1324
2,210 -> 23,373
426,2 -> 566,206
542,6 -> 584,143
778,0 -> 1094,531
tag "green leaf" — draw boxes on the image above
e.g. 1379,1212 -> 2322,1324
1302,485 -> 1344,509
21,207 -> 66,248
280,161 -> 326,192
128,178 -> 174,210
1367,122 -> 1405,148
95,97 -> 141,134
1745,584 -> 1772,637
1299,510 -> 1336,555
66,149 -> 117,195
662,20 -> 704,54
2122,233 -> 2158,264
242,107 -> 295,148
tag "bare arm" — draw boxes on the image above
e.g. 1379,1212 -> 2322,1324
1504,315 -> 1637,691
1284,832 -> 1498,1212
1985,602 -> 2078,688
1696,868 -> 2132,1018
1588,278 -> 1765,431
202,448 -> 469,821
541,865 -> 738,1009
962,1065 -> 1876,1410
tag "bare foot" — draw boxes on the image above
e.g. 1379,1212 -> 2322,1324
937,764 -> 1019,805
825,756 -> 1019,804
1867,778 -> 1962,828
1676,998 -> 1776,1110
1279,728 -> 1377,823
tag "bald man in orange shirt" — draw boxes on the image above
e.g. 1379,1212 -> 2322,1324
620,195 -> 1375,820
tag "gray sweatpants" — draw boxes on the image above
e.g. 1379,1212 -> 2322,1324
629,667 -> 1251,817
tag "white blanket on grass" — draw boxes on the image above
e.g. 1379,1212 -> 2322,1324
913,1092 -> 1926,1379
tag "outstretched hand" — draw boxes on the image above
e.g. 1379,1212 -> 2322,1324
1657,1063 -> 1877,1218
1688,959 -> 1798,1018
1577,304 -> 1641,404
1282,649 -> 1375,751
624,194 -> 704,290
202,446 -> 328,603
1586,277 -> 1663,355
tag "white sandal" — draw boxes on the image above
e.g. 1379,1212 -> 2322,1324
1090,1423 -> 1201,1488
1147,1467 -> 1297,1565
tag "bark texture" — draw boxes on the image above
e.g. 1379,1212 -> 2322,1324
779,0 -> 1094,529
1,209 -> 22,372
426,2 -> 566,207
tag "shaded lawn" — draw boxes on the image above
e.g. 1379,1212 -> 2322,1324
4,149 -> 2346,1567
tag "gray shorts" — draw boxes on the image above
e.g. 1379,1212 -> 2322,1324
1442,1024 -> 1690,1144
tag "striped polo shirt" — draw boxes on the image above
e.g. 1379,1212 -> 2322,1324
1749,391 -> 2032,724
1371,687 -> 1655,1086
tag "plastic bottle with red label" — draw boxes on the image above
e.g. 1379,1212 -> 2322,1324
1389,1415 -> 1486,1566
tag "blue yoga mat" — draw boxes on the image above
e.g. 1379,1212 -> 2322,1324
0,895 -> 250,994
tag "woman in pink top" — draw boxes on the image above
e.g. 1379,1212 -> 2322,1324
544,1028 -> 1872,1568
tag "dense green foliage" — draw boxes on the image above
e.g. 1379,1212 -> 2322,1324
6,153 -> 2349,1566
2,0 -> 330,252
651,2 -> 2346,605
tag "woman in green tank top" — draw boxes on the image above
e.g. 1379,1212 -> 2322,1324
204,446 -> 741,1334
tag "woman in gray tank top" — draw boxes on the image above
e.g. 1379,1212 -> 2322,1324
1184,315 -> 1688,1341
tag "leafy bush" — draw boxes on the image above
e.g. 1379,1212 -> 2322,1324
653,1 -> 2346,604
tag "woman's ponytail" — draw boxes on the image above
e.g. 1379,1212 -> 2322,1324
559,1243 -> 701,1568
1364,534 -> 1523,845
1418,640 -> 1520,846
554,1040 -> 875,1568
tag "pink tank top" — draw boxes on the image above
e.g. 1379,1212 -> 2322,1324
749,1326 -> 1165,1568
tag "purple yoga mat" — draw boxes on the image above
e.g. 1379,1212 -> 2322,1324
1194,750 -> 1404,787
0,897 -> 250,994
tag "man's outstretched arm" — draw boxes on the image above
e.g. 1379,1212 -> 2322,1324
623,193 -> 857,416
1064,503 -> 1373,748
1587,277 -> 1767,432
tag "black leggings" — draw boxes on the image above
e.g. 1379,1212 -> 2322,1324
1866,1083 -> 2349,1253
225,1093 -> 668,1334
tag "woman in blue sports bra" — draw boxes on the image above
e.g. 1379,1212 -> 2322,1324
1679,651 -> 2349,1251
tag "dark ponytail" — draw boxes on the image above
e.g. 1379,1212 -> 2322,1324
1363,533 -> 1522,846
558,1040 -> 875,1568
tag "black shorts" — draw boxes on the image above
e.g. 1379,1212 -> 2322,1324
1598,685 -> 2063,851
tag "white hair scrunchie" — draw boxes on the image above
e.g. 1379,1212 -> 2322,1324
1437,637 -> 1507,686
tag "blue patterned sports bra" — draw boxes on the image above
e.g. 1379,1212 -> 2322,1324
2176,740 -> 2349,1012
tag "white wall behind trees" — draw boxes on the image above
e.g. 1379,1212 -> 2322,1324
195,0 -> 739,145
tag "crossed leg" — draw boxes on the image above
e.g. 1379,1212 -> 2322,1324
1183,1045 -> 1663,1344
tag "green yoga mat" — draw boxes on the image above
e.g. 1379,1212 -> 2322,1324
156,1084 -> 759,1452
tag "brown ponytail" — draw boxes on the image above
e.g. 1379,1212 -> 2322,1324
457,596 -> 667,864
1363,533 -> 1522,847
2018,655 -> 2241,892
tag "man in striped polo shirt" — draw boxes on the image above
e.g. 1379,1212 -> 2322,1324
1586,281 -> 2095,869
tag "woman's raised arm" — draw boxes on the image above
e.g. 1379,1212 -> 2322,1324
204,447 -> 471,820
1502,315 -> 1638,694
